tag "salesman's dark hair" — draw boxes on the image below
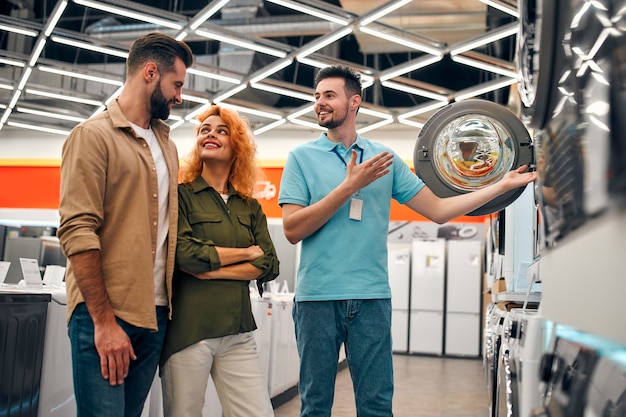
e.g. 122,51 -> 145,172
314,65 -> 363,98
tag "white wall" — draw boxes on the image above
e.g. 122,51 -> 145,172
0,123 -> 421,164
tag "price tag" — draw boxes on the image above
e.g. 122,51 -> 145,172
19,258 -> 43,288
43,265 -> 66,285
0,261 -> 10,284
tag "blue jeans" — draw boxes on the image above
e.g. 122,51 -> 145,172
68,303 -> 168,417
293,299 -> 394,417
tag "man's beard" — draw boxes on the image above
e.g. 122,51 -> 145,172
150,81 -> 172,120
318,109 -> 346,129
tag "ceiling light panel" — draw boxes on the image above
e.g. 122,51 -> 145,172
0,58 -> 25,67
381,81 -> 449,102
359,26 -> 442,56
359,0 -> 413,26
379,55 -> 444,81
478,0 -> 520,18
26,88 -> 103,106
73,0 -> 183,30
266,0 -> 350,25
454,77 -> 518,101
44,0 -> 69,36
7,121 -> 71,135
357,118 -> 394,134
50,36 -> 129,59
217,102 -> 283,121
0,24 -> 38,38
15,107 -> 86,123
186,68 -> 241,85
196,29 -> 288,58
189,0 -> 232,30
0,0 -> 522,136
450,22 -> 519,55
296,27 -> 354,59
251,82 -> 315,102
254,119 -> 287,136
451,55 -> 519,79
37,65 -> 124,86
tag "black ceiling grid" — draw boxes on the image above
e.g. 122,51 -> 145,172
0,0 -> 520,137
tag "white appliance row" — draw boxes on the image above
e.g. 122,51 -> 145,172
8,285 -> 299,417
483,304 -> 626,417
389,238 -> 483,357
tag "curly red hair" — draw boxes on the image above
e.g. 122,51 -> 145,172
179,105 -> 258,200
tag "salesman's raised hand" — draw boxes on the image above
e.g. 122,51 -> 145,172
344,150 -> 393,192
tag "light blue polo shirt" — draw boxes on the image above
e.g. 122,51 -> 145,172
278,133 -> 425,301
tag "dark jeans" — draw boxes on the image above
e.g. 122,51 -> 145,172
293,299 -> 394,417
68,302 -> 168,417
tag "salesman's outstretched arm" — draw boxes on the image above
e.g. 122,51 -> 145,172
405,165 -> 538,224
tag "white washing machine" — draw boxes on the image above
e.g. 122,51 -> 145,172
495,309 -> 517,417
484,304 -> 508,417
251,294 -> 273,391
267,292 -> 299,398
584,355 -> 626,417
495,307 -> 548,417
387,243 -> 411,353
445,239 -> 482,357
509,308 -> 548,417
36,287 -> 76,417
409,238 -> 445,356
534,336 -> 600,417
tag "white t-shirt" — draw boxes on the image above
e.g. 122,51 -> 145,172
130,122 -> 169,306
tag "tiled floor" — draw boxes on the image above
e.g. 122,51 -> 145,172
273,354 -> 488,417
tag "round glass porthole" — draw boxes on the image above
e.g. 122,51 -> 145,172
414,99 -> 534,216
431,115 -> 516,191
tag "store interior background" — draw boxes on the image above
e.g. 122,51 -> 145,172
1,0 -> 625,416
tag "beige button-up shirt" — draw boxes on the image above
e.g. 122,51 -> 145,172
58,99 -> 178,330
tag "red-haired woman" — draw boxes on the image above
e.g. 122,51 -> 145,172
160,105 -> 279,417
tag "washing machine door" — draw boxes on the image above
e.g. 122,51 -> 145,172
517,0 -> 564,129
414,99 -> 533,216
496,346 -> 520,417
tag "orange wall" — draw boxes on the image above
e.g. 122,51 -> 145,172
0,166 -> 61,209
0,165 -> 486,223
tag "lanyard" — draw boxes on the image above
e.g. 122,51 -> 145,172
332,147 -> 364,203
332,147 -> 364,166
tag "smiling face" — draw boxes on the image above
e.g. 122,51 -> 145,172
314,77 -> 350,129
196,114 -> 234,165
313,76 -> 362,130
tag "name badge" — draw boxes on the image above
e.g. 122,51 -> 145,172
349,194 -> 363,221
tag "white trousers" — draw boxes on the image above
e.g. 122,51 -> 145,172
161,332 -> 274,417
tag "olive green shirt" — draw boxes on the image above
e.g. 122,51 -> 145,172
161,177 -> 279,365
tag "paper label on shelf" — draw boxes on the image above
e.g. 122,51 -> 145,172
43,265 -> 66,285
19,257 -> 43,288
426,255 -> 440,268
0,261 -> 9,283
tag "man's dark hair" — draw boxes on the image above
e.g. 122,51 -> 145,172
314,65 -> 363,98
126,32 -> 193,77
